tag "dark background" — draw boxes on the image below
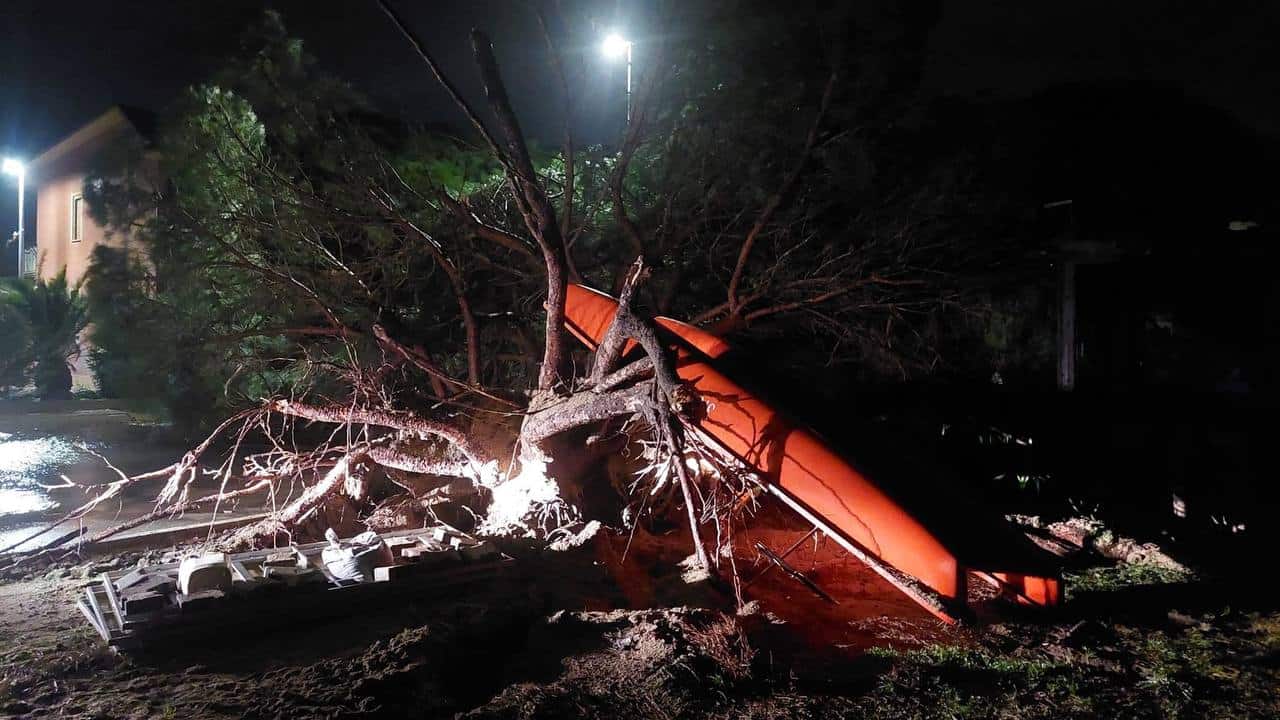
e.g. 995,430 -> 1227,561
3,0 -> 1279,377
2,0 -> 1277,547
4,1 -> 1280,277
0,0 -> 644,275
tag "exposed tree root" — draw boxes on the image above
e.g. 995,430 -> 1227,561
215,453 -> 369,552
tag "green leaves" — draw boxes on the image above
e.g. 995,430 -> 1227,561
0,271 -> 88,398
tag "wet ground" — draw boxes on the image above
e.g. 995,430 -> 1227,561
0,400 -> 267,553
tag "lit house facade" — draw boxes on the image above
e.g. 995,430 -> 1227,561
26,106 -> 157,390
28,106 -> 155,287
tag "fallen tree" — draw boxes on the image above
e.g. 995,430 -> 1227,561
30,2 -> 1004,581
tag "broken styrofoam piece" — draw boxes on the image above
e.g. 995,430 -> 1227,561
387,537 -> 429,559
178,554 -> 232,595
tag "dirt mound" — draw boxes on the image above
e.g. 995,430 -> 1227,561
250,603 -> 535,718
222,605 -> 752,719
465,607 -> 753,719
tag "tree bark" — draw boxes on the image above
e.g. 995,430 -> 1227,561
267,399 -> 487,469
471,30 -> 571,392
521,383 -> 651,449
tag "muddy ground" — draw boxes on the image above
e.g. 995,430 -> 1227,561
1,519 -> 1278,720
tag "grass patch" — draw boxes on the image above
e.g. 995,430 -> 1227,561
855,643 -> 1090,719
836,610 -> 1279,720
1065,561 -> 1193,597
867,644 -> 1057,679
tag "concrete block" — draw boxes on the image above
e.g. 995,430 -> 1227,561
176,589 -> 226,611
263,551 -> 301,568
419,549 -> 461,569
460,542 -> 499,563
123,591 -> 168,615
114,567 -> 151,591
121,575 -> 175,598
262,565 -> 322,585
373,562 -> 444,582
373,550 -> 458,579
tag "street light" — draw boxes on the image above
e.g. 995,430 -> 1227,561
601,32 -> 633,124
2,158 -> 24,278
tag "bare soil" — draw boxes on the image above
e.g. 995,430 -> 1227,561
2,522 -> 1278,719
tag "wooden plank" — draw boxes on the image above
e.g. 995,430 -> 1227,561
95,513 -> 271,553
77,596 -> 109,642
100,573 -> 126,631
229,560 -> 253,582
82,588 -> 109,638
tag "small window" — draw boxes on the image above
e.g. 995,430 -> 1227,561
71,193 -> 83,242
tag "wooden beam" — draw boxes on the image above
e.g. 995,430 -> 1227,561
77,595 -> 109,642
99,573 -> 126,631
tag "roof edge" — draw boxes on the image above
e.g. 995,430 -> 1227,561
29,106 -> 147,178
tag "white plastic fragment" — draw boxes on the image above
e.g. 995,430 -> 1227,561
177,553 -> 232,595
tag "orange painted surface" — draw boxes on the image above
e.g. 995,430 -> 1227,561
564,283 -> 1062,610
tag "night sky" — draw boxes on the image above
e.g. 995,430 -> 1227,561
2,0 -> 1279,275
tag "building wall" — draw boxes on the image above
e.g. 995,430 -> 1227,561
29,108 -> 154,392
31,107 -> 153,287
33,169 -> 122,287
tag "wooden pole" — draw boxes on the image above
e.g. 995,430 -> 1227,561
1058,259 -> 1076,391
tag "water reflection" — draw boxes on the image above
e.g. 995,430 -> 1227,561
0,488 -> 56,516
0,436 -> 86,516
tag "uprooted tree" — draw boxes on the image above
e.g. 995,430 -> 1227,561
12,1 -> 1025,569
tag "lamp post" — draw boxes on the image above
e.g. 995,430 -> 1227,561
601,32 -> 633,125
2,158 -> 24,278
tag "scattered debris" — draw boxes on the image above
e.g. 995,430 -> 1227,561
320,528 -> 389,582
74,526 -> 512,648
1009,515 -> 1191,575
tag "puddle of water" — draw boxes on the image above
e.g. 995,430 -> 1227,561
0,488 -> 57,516
0,406 -> 272,554
0,436 -> 89,516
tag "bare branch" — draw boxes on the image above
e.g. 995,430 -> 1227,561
267,399 -> 487,469
375,0 -> 513,172
726,71 -> 837,313
471,29 -> 571,391
533,3 -> 576,241
437,190 -> 538,262
522,383 -> 651,445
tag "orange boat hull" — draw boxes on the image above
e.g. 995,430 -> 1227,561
563,284 -> 1062,619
